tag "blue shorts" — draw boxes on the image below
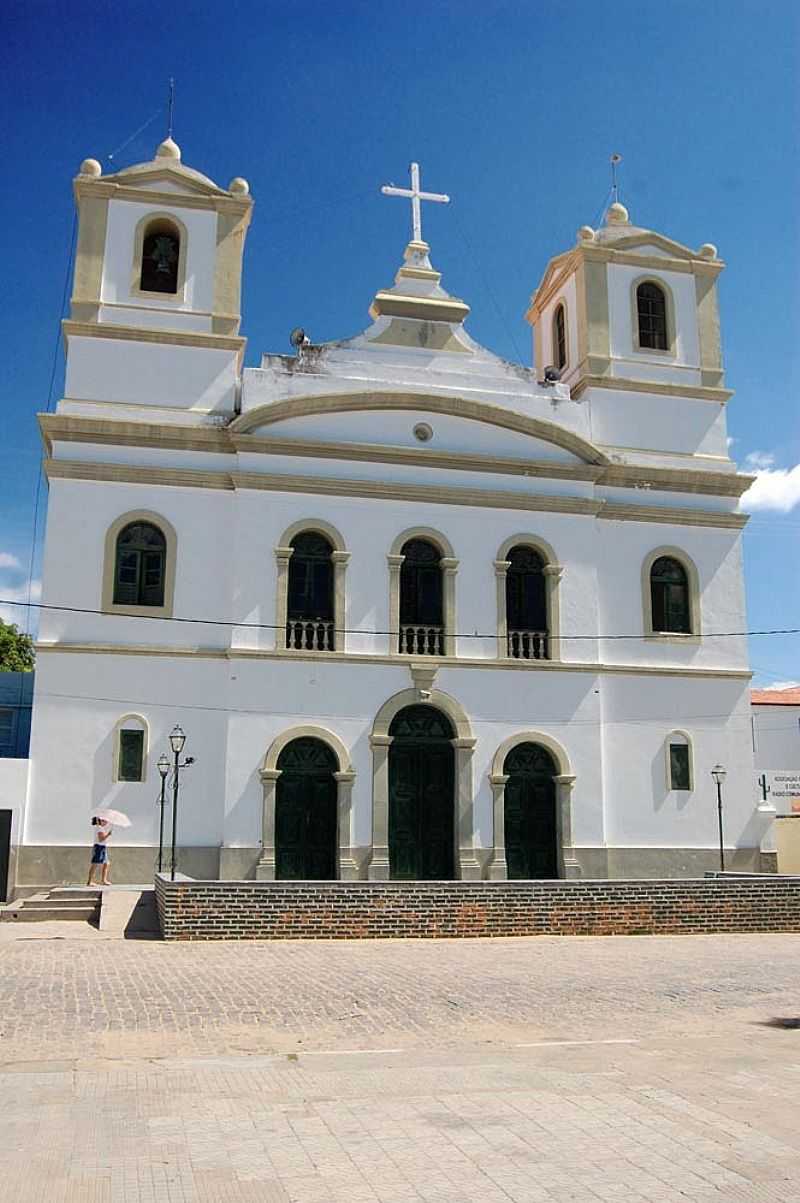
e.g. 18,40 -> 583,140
91,844 -> 108,865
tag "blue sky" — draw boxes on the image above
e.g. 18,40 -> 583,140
1,0 -> 798,684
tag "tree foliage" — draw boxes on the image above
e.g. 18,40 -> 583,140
0,619 -> 35,672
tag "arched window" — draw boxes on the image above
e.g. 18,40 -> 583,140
506,545 -> 548,660
112,715 -> 148,783
637,281 -> 668,350
140,220 -> 180,294
650,556 -> 690,634
399,538 -> 444,655
666,732 -> 693,791
286,532 -> 334,651
552,303 -> 567,371
113,522 -> 166,607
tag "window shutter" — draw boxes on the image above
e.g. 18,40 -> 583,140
118,729 -> 145,782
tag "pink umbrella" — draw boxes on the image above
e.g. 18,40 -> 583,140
91,807 -> 132,828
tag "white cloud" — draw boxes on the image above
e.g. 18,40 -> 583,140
0,552 -> 21,570
0,578 -> 41,628
741,463 -> 800,513
744,450 -> 776,470
758,680 -> 800,691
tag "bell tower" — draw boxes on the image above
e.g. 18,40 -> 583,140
525,202 -> 728,406
64,138 -> 253,415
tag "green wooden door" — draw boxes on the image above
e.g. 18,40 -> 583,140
503,743 -> 558,879
388,706 -> 455,880
275,738 -> 337,880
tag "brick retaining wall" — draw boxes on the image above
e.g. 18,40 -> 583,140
154,875 -> 800,941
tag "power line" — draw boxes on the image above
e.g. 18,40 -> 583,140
2,596 -> 798,642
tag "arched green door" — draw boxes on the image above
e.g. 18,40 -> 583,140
275,737 -> 338,879
388,705 -> 455,880
503,743 -> 558,879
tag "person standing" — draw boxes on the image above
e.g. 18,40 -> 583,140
87,817 -> 112,886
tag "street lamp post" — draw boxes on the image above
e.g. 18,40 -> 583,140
168,725 -> 195,881
711,763 -> 727,872
157,754 -> 169,873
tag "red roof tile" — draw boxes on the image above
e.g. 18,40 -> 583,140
752,687 -> 800,706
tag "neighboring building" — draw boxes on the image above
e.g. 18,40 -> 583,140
752,687 -> 800,770
752,686 -> 800,873
0,673 -> 33,901
16,139 -> 766,891
0,673 -> 33,759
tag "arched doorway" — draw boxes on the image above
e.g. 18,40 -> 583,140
503,742 -> 558,878
388,705 -> 455,880
275,737 -> 338,879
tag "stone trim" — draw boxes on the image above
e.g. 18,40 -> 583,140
368,688 -> 478,881
571,374 -> 733,404
46,459 -> 748,528
641,545 -> 702,638
494,533 -> 562,661
32,641 -> 754,680
101,509 -> 178,619
387,528 -> 457,658
61,319 -> 246,356
111,712 -> 149,784
38,414 -> 753,497
274,520 -> 349,653
256,727 -> 356,882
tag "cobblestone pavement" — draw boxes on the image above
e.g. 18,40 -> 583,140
2,931 -> 799,1201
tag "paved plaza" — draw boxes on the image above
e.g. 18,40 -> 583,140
1,928 -> 799,1201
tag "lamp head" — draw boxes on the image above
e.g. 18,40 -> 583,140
711,763 -> 727,785
169,725 -> 186,755
157,754 -> 169,778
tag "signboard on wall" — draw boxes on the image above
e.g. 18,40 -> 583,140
756,771 -> 800,816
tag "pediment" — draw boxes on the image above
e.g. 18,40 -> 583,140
106,163 -> 228,198
608,232 -> 697,260
232,392 -> 608,467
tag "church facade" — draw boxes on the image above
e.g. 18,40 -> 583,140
17,139 -> 766,890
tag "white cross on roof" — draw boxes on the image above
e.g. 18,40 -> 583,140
381,162 -> 450,244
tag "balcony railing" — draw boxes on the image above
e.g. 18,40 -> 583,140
399,624 -> 445,656
507,629 -> 548,660
286,619 -> 334,652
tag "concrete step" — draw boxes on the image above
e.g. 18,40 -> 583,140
49,888 -> 103,901
1,902 -> 99,922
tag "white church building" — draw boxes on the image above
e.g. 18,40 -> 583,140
15,137 -> 768,890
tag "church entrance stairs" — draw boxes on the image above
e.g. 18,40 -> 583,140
1,886 -> 101,923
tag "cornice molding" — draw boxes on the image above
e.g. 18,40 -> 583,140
34,639 -> 753,681
61,319 -> 246,356
44,456 -> 749,527
571,374 -> 733,404
39,416 -> 752,497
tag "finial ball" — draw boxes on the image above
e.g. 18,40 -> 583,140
577,225 -> 596,242
228,177 -> 250,195
698,243 -> 718,260
79,158 -> 102,178
606,201 -> 630,225
156,137 -> 181,161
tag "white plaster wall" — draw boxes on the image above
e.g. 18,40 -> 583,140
101,199 -> 217,319
244,410 -> 588,463
39,478 -> 234,649
602,676 -> 760,848
588,388 -> 730,458
24,648 -> 756,862
608,264 -> 700,376
0,758 -> 30,856
753,706 -> 800,769
25,652 -> 227,848
64,337 -> 238,411
595,521 -> 748,671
